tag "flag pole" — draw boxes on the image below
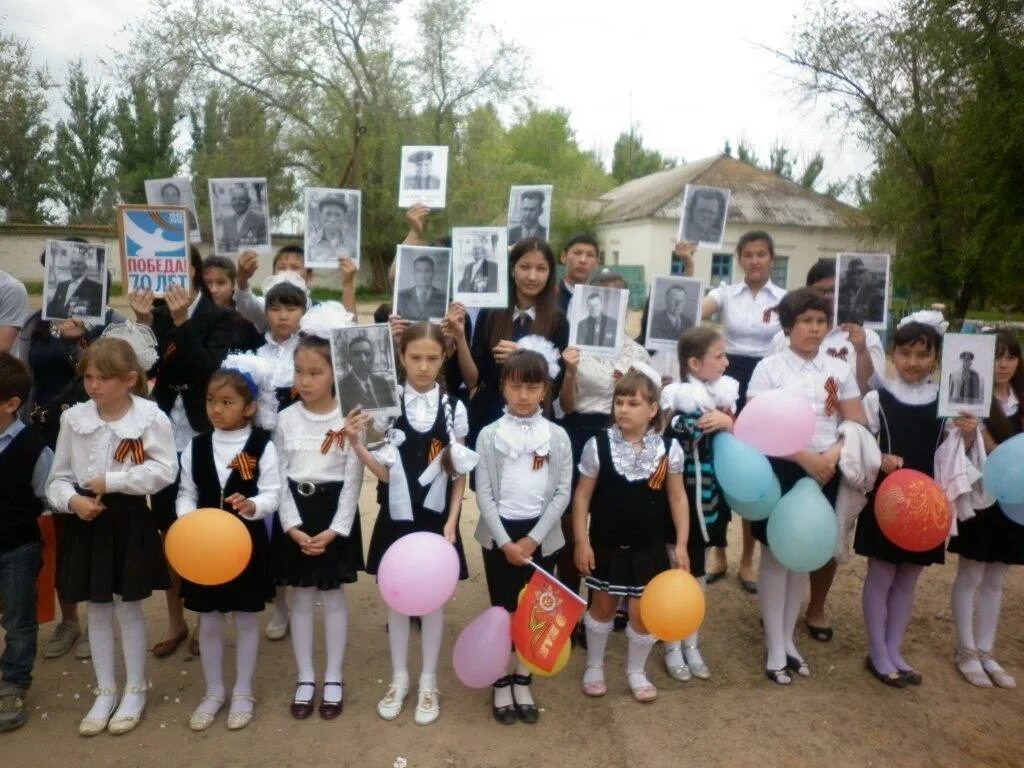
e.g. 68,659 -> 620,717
524,558 -> 587,606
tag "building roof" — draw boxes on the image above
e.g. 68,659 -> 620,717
595,154 -> 868,229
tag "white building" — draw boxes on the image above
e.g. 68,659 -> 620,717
593,154 -> 892,290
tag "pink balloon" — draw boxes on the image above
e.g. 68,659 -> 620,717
377,532 -> 460,616
452,607 -> 512,688
734,390 -> 816,457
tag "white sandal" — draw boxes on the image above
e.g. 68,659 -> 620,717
227,693 -> 256,730
377,684 -> 408,721
78,688 -> 118,737
108,685 -> 147,735
188,694 -> 224,731
413,688 -> 440,725
955,646 -> 993,688
980,652 -> 1016,689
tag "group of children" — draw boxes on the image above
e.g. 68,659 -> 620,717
0,231 -> 1021,738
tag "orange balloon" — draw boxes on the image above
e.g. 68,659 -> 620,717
165,508 -> 252,586
516,640 -> 571,678
875,469 -> 951,552
639,569 -> 706,642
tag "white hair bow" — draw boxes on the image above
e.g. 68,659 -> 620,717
516,335 -> 561,379
101,321 -> 158,371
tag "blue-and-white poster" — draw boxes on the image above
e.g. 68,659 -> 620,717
117,205 -> 191,296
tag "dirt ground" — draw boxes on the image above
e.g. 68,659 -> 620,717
6,299 -> 1024,767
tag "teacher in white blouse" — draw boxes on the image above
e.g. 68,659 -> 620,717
559,271 -> 652,599
699,230 -> 788,591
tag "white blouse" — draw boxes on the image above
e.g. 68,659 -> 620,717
706,280 -> 787,357
579,427 -> 684,482
46,396 -> 178,513
175,426 -> 281,520
273,403 -> 363,536
572,340 -> 652,415
256,332 -> 300,430
771,325 -> 886,390
402,384 -> 469,437
748,348 -> 860,453
494,410 -> 550,521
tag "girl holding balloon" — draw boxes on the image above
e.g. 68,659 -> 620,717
272,303 -> 364,720
659,327 -> 740,682
346,321 -> 476,726
46,335 -> 178,735
746,288 -> 866,685
175,357 -> 282,730
948,331 -> 1024,688
573,363 -> 690,703
473,342 -> 572,725
853,314 -> 950,687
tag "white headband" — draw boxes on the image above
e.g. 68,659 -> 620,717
516,335 -> 561,379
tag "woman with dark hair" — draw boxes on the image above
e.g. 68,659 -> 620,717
465,238 -> 569,447
129,244 -> 237,659
948,332 -> 1024,689
699,230 -> 788,592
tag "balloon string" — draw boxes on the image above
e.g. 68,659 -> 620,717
523,558 -> 587,606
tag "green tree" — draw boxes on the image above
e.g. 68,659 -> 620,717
778,0 -> 1024,319
53,61 -> 114,224
611,127 -> 675,184
0,34 -> 52,223
110,78 -> 181,203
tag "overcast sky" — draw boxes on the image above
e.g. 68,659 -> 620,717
4,0 -> 882,190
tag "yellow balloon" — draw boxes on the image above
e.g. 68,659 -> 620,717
516,640 -> 571,678
639,569 -> 706,642
165,508 -> 252,586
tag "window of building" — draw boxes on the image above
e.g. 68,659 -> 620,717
710,252 -> 733,283
771,256 -> 789,288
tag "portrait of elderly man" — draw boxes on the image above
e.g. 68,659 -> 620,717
338,334 -> 396,411
404,149 -> 441,190
508,189 -> 548,243
457,240 -> 499,293
157,180 -> 199,233
395,254 -> 448,320
836,257 -> 885,325
218,183 -> 268,252
682,186 -> 728,244
308,192 -> 353,265
575,290 -> 618,348
650,283 -> 696,340
45,244 -> 103,319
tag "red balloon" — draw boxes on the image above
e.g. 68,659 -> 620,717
874,469 -> 951,552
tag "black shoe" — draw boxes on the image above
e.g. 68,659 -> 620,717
290,682 -> 317,719
511,674 -> 539,724
899,669 -> 923,686
805,619 -> 834,643
864,656 -> 908,688
491,675 -> 517,725
318,682 -> 343,720
785,654 -> 810,677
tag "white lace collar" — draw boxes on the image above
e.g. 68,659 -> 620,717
65,396 -> 162,438
607,425 -> 665,481
494,408 -> 550,459
884,376 -> 939,405
299,403 -> 341,423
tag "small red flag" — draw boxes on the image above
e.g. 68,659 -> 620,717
511,568 -> 586,673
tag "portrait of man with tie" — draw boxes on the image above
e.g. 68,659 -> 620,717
452,227 -> 508,308
507,185 -> 553,245
209,178 -> 271,255
144,177 -> 201,241
574,291 -> 619,348
648,280 -> 699,344
335,326 -> 399,415
43,241 -> 106,322
949,350 -> 983,404
393,247 -> 451,321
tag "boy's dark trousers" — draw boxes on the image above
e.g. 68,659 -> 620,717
0,540 -> 42,691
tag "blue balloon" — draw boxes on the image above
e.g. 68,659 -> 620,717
723,473 -> 781,522
713,433 -> 776,505
1000,501 -> 1024,526
983,434 -> 1024,505
766,478 -> 837,572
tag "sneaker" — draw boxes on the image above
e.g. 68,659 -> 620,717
42,621 -> 81,659
74,628 -> 91,660
0,685 -> 28,732
413,688 -> 439,725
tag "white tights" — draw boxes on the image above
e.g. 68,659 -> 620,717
758,547 -> 808,672
194,612 -> 261,716
86,598 -> 148,721
952,557 -> 1009,665
387,607 -> 444,693
289,587 -> 348,704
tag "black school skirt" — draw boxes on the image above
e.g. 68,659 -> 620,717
181,512 -> 274,613
585,540 -> 670,598
57,490 -> 170,604
948,503 -> 1024,565
481,517 -> 559,613
273,480 -> 365,590
750,459 -> 840,548
365,505 -> 469,580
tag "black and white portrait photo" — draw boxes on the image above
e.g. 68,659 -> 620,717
645,276 -> 705,350
568,285 -> 628,359
451,227 -> 508,309
507,185 -> 553,244
834,252 -> 891,329
398,145 -> 449,209
144,177 -> 201,243
209,177 -> 271,255
42,239 -> 107,324
392,245 -> 452,322
677,184 -> 730,248
304,187 -> 361,269
938,333 -> 995,418
330,324 -> 400,417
